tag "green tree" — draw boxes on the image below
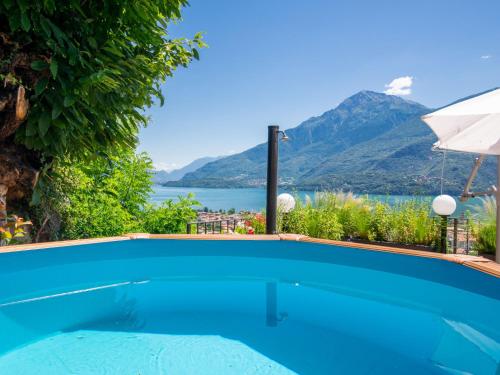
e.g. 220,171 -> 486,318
0,0 -> 204,212
34,151 -> 153,239
34,150 -> 200,240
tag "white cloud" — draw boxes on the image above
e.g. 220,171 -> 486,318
384,76 -> 413,96
153,162 -> 178,171
481,55 -> 491,60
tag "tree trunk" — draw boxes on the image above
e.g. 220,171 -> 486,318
0,184 -> 7,227
0,141 -> 41,213
0,84 -> 41,213
1,29 -> 45,214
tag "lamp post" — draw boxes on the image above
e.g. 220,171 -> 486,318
266,125 -> 289,234
432,194 -> 457,253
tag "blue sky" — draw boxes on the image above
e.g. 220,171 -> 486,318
138,0 -> 500,170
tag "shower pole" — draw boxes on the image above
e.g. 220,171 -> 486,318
266,125 -> 279,234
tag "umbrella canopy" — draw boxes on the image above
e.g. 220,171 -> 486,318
421,88 -> 500,262
422,88 -> 500,155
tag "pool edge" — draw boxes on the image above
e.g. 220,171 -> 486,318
0,236 -> 130,254
1,233 -> 499,278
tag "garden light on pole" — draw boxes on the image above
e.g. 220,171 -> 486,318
432,194 -> 456,216
432,194 -> 456,253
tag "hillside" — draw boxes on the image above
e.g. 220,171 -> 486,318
167,91 -> 496,195
152,156 -> 222,184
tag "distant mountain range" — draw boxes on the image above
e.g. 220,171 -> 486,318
152,156 -> 223,184
165,91 -> 496,195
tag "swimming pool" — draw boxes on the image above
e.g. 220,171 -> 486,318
0,237 -> 498,374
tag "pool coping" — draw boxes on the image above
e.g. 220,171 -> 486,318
1,233 -> 499,278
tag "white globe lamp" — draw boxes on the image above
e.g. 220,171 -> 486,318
432,194 -> 456,216
432,194 -> 456,254
277,193 -> 295,213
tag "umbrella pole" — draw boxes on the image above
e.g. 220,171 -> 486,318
497,156 -> 500,263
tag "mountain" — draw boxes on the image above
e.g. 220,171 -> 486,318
152,156 -> 223,184
152,170 -> 172,184
167,91 -> 496,195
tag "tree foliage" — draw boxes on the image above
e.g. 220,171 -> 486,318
34,150 -> 200,240
142,194 -> 199,234
1,0 -> 204,162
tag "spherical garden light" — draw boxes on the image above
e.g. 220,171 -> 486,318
277,193 -> 296,213
432,194 -> 456,216
432,194 -> 457,253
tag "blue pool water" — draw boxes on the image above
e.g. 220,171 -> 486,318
0,240 -> 498,374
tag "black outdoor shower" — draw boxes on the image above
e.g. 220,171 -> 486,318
266,125 -> 288,234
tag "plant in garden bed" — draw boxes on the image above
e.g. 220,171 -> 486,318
0,216 -> 32,246
243,213 -> 266,235
279,192 -> 439,247
279,193 -> 345,240
372,200 -> 439,246
472,196 -> 496,254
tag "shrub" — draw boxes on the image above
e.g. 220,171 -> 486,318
474,224 -> 496,254
280,206 -> 308,235
309,210 -> 343,240
280,193 -> 344,240
141,194 -> 200,234
33,150 -> 200,240
279,192 -> 439,247
63,193 -> 139,239
472,197 -> 496,254
367,202 -> 391,241
381,200 -> 438,246
0,216 -> 32,246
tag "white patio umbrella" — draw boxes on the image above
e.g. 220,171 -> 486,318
421,88 -> 500,262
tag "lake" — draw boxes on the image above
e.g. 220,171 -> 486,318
151,186 -> 481,215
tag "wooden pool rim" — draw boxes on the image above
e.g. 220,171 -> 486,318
2,233 -> 499,278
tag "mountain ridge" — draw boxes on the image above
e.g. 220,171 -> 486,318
152,156 -> 223,184
166,90 -> 495,195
